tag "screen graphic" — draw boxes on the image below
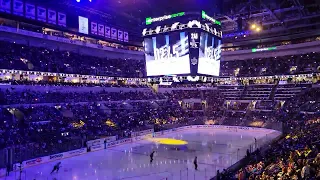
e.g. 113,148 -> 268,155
197,32 -> 221,76
78,16 -> 89,34
144,31 -> 190,76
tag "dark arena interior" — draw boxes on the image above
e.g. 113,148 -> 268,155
0,0 -> 319,179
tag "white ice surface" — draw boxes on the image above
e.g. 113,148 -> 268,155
1,128 -> 281,180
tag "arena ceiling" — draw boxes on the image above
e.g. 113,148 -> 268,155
35,0 -> 320,40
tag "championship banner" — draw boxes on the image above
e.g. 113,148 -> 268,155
91,22 -> 97,35
124,31 -> 129,42
25,3 -> 35,19
118,30 -> 123,41
37,6 -> 46,22
0,0 -> 11,13
105,26 -> 110,38
47,9 -> 57,24
58,12 -> 66,27
98,24 -> 104,36
13,0 -> 23,16
111,28 -> 117,40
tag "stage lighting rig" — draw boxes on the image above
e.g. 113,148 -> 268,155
250,23 -> 262,32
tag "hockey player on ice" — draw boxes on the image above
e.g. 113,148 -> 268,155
150,151 -> 155,164
50,162 -> 62,174
194,156 -> 198,170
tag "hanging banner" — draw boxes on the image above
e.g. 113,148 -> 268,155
105,26 -> 110,38
98,24 -> 104,36
25,3 -> 35,19
0,0 -> 11,13
111,28 -> 117,40
13,0 -> 23,16
124,31 -> 129,42
58,12 -> 66,27
118,30 -> 123,41
91,22 -> 97,35
78,16 -> 88,34
37,6 -> 46,22
47,9 -> 56,24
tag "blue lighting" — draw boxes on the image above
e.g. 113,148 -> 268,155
76,0 -> 80,2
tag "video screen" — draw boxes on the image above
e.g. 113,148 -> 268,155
144,31 -> 190,76
198,32 -> 221,76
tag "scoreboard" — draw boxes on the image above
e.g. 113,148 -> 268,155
197,31 -> 222,76
144,31 -> 190,76
142,11 -> 222,77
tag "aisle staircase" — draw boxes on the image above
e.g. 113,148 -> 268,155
218,85 -> 244,100
242,85 -> 273,100
274,84 -> 311,100
268,81 -> 279,100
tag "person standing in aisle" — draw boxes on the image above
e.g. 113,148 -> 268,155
6,163 -> 10,176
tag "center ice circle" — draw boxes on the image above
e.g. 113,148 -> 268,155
150,138 -> 188,145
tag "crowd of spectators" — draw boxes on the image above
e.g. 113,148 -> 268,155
216,87 -> 320,180
222,35 -> 320,51
0,12 -> 319,180
0,40 -> 319,79
0,40 -> 145,77
1,82 -> 317,141
0,73 -> 319,179
0,98 -> 193,162
0,79 -> 149,89
0,89 -> 163,105
232,120 -> 320,180
220,52 -> 320,77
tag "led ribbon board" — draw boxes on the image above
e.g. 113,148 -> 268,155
201,11 -> 221,26
252,47 -> 277,52
142,20 -> 222,38
146,12 -> 185,25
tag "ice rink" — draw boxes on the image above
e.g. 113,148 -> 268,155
2,128 -> 281,180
